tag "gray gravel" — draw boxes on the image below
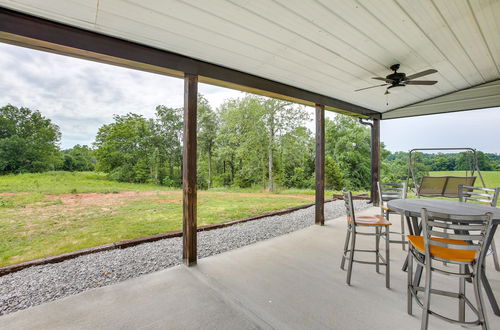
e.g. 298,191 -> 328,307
0,200 -> 369,316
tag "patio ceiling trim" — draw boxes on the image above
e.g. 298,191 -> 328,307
0,7 -> 378,118
382,79 -> 500,120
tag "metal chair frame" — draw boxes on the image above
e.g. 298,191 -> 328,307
459,184 -> 500,271
340,190 -> 391,288
407,209 -> 493,330
378,181 -> 407,250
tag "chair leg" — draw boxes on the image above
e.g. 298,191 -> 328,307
385,226 -> 390,289
443,227 -> 448,267
490,239 -> 500,271
375,227 -> 380,273
346,230 -> 356,285
459,264 -> 466,323
473,268 -> 489,330
400,214 -> 406,251
407,248 -> 413,315
340,228 -> 351,270
421,259 -> 432,330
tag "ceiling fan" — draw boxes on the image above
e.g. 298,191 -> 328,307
355,64 -> 438,95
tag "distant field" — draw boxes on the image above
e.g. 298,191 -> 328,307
430,171 -> 500,188
0,171 -> 336,267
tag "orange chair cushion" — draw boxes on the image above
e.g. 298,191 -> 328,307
348,214 -> 391,226
407,235 -> 476,263
380,205 -> 390,211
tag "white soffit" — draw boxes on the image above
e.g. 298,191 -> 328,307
0,0 -> 500,115
382,79 -> 500,119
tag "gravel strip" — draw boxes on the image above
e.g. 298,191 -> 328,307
0,200 -> 370,316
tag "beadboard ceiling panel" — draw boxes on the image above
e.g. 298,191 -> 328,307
0,0 -> 499,118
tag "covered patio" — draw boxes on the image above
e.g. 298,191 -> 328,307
1,1 -> 500,329
0,209 -> 499,329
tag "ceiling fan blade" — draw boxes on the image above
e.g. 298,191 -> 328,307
405,80 -> 438,85
372,77 -> 394,83
354,83 -> 389,92
406,69 -> 438,80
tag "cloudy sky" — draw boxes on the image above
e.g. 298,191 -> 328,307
0,43 -> 499,153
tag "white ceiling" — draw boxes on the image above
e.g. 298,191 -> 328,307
1,0 -> 500,116
383,79 -> 500,119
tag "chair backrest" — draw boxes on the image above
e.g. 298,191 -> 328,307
418,176 -> 476,198
378,182 -> 407,205
458,185 -> 500,207
343,189 -> 356,228
444,177 -> 476,198
420,208 -> 493,265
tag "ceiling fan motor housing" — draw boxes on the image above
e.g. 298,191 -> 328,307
386,72 -> 406,84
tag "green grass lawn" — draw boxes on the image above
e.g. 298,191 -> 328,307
0,171 -> 173,194
0,171 -> 328,267
430,171 -> 500,187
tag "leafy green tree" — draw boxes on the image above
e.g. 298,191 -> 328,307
262,98 -> 310,191
382,151 -> 408,182
279,126 -> 315,189
214,95 -> 311,190
94,113 -> 156,183
153,105 -> 183,185
60,145 -> 96,172
197,95 -> 218,189
0,104 -> 61,174
325,155 -> 344,190
325,115 -> 371,190
216,96 -> 268,188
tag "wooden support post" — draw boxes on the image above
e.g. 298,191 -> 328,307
183,73 -> 198,266
371,118 -> 381,206
315,104 -> 325,225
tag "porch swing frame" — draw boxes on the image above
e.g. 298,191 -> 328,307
407,148 -> 486,198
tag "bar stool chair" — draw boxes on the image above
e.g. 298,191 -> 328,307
378,182 -> 408,250
340,189 -> 391,288
459,184 -> 500,271
407,208 -> 493,330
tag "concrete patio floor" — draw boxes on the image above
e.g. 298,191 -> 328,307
1,207 -> 499,329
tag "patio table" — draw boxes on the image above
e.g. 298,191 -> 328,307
388,198 -> 500,316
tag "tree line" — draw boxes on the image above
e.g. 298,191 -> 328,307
91,95 -> 370,190
382,150 -> 500,183
0,104 -> 94,174
1,101 -> 499,191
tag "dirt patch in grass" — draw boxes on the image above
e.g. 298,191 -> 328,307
0,192 -> 29,196
47,191 -> 179,207
11,191 -> 180,222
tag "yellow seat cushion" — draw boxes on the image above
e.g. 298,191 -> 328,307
348,215 -> 391,226
407,235 -> 476,263
380,205 -> 390,211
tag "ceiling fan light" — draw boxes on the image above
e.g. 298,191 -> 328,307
387,84 -> 405,94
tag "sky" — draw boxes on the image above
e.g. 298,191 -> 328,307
0,42 -> 499,153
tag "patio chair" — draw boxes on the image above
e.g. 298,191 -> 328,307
407,209 -> 493,330
459,184 -> 500,271
378,182 -> 407,250
340,189 -> 391,288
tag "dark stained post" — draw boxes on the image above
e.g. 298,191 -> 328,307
371,117 -> 381,206
183,73 -> 198,266
315,104 -> 325,225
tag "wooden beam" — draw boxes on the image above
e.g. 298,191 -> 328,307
371,118 -> 381,206
0,7 -> 378,117
183,73 -> 198,266
315,104 -> 325,225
